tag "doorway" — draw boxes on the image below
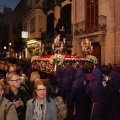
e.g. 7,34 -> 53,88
92,42 -> 101,65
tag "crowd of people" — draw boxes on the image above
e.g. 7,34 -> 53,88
0,59 -> 120,120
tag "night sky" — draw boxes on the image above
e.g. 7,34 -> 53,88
0,0 -> 20,12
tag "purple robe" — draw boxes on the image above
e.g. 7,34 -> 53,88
60,66 -> 75,119
56,68 -> 64,89
61,67 -> 75,92
86,67 -> 110,120
69,67 -> 91,120
72,67 -> 86,89
107,67 -> 120,120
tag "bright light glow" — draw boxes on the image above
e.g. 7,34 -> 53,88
9,43 -> 11,46
4,46 -> 7,49
27,39 -> 37,44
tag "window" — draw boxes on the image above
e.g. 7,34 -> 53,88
27,0 -> 32,12
47,13 -> 54,37
60,4 -> 71,34
86,0 -> 98,32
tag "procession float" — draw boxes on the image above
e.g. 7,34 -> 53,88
31,34 -> 98,76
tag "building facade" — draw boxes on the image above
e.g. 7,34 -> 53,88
10,0 -> 120,65
22,0 -> 73,58
73,0 -> 120,65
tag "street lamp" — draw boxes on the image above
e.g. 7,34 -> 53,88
9,42 -> 13,57
3,46 -> 7,58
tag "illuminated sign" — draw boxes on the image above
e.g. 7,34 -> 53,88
22,31 -> 28,38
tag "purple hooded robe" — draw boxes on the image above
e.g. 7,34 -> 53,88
68,67 -> 91,120
86,67 -> 111,120
107,66 -> 120,120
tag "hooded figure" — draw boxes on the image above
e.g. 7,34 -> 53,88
56,67 -> 64,90
101,65 -> 110,75
60,66 -> 75,96
86,67 -> 111,120
68,67 -> 91,120
60,66 -> 75,119
107,66 -> 120,120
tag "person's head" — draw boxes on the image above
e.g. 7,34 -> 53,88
0,81 -> 5,99
7,73 -> 21,89
30,71 -> 40,82
33,79 -> 48,100
20,75 -> 26,84
47,80 -> 59,98
9,66 -> 16,74
92,66 -> 103,80
101,65 -> 110,75
0,62 -> 5,70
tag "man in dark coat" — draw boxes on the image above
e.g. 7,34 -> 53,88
86,66 -> 111,120
5,73 -> 29,120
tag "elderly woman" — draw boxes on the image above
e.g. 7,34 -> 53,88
0,81 -> 18,120
26,79 -> 57,120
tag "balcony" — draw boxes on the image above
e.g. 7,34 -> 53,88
74,15 -> 106,36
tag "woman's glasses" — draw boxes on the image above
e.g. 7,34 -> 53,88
36,89 -> 47,92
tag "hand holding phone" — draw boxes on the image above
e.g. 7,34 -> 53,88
13,98 -> 24,108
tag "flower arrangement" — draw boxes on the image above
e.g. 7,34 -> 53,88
50,54 -> 65,66
86,55 -> 98,64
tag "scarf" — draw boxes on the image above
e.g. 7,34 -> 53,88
32,97 -> 47,120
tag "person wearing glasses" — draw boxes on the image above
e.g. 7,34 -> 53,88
5,73 -> 29,120
26,79 -> 57,120
0,81 -> 18,120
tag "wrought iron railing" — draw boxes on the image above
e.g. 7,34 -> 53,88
74,15 -> 106,36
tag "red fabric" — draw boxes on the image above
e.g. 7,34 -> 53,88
40,54 -> 84,59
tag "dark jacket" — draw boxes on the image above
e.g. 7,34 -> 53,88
5,88 -> 29,120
